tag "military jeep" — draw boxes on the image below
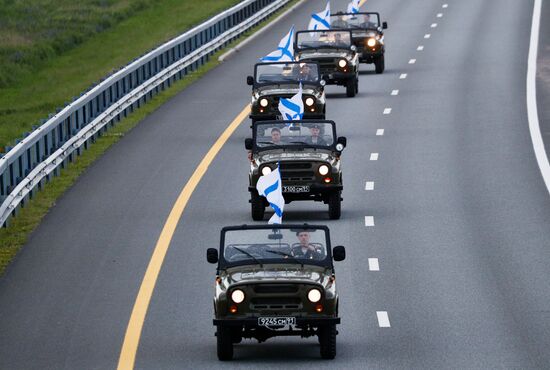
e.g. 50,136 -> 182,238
330,12 -> 388,73
207,224 -> 346,360
294,29 -> 359,97
247,61 -> 326,123
245,120 -> 346,220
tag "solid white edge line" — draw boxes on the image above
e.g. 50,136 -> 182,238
376,129 -> 384,136
369,153 -> 379,160
368,258 -> 380,271
218,0 -> 307,62
527,0 -> 550,195
376,311 -> 391,327
365,181 -> 374,190
364,216 -> 375,226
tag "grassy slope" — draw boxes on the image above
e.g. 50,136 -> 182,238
0,0 -> 240,150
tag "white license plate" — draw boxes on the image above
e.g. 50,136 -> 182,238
258,317 -> 296,327
283,185 -> 310,193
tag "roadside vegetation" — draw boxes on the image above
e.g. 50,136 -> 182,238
0,0 -> 299,275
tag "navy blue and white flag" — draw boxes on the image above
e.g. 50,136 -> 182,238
308,2 -> 330,31
256,165 -> 284,224
278,83 -> 304,121
347,0 -> 361,13
260,26 -> 295,62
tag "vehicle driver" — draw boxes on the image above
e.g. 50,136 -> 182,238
297,63 -> 316,82
361,14 -> 377,29
271,127 -> 282,144
306,124 -> 327,145
291,231 -> 322,260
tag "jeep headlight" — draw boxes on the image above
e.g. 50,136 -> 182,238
307,288 -> 322,303
338,59 -> 347,68
305,97 -> 315,107
261,166 -> 272,176
259,98 -> 269,107
318,164 -> 330,176
231,289 -> 245,304
367,38 -> 376,47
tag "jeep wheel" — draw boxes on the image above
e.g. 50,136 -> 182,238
216,327 -> 234,361
328,191 -> 341,220
251,190 -> 265,221
375,54 -> 385,74
319,324 -> 337,359
346,78 -> 357,97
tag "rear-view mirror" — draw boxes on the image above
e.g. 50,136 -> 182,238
382,21 -> 388,29
207,248 -> 219,264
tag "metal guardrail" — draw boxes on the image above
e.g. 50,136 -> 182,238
0,0 -> 292,227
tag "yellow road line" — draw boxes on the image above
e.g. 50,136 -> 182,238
117,105 -> 250,370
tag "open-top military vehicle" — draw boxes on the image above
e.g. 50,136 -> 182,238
330,12 -> 388,73
207,224 -> 346,360
245,120 -> 347,220
247,61 -> 326,123
294,30 -> 359,97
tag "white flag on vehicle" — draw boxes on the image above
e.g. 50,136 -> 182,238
347,0 -> 361,13
256,165 -> 284,224
260,26 -> 295,62
278,83 -> 304,121
308,2 -> 331,31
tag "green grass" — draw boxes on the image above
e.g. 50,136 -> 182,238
0,0 -> 241,151
0,0 -> 298,276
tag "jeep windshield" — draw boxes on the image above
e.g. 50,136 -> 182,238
330,13 -> 381,30
254,121 -> 335,150
295,30 -> 352,51
255,62 -> 320,85
221,226 -> 331,267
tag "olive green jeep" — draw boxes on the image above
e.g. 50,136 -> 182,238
245,120 -> 347,220
207,224 -> 346,360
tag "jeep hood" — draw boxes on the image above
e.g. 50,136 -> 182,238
259,151 -> 335,163
298,50 -> 353,60
227,266 -> 329,285
257,86 -> 318,97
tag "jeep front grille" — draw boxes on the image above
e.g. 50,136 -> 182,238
253,284 -> 299,294
306,58 -> 338,74
280,162 -> 315,182
250,297 -> 302,310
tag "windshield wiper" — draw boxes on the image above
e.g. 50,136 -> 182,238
233,246 -> 262,266
256,141 -> 286,148
265,249 -> 296,259
288,141 -> 318,148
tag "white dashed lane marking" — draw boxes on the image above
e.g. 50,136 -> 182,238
424,33 -> 431,39
370,153 -> 379,161
399,73 -> 407,79
365,181 -> 374,190
391,89 -> 399,95
417,45 -> 424,51
437,13 -> 443,17
442,4 -> 448,8
383,108 -> 392,114
377,311 -> 391,327
364,216 -> 375,226
376,129 -> 384,136
408,59 -> 416,64
431,23 -> 438,28
368,258 -> 380,271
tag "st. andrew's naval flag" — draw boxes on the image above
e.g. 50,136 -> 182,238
347,0 -> 361,13
260,26 -> 295,62
256,165 -> 285,224
278,83 -> 304,121
308,2 -> 331,31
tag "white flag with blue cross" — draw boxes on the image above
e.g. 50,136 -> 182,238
308,2 -> 331,31
347,0 -> 361,13
278,83 -> 304,121
260,26 -> 295,62
256,165 -> 285,224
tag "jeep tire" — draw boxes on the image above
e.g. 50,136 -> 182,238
319,323 -> 337,359
346,78 -> 357,97
375,54 -> 385,74
328,191 -> 342,220
251,190 -> 265,221
216,327 -> 234,361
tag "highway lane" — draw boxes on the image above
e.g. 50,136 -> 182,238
1,0 -> 550,369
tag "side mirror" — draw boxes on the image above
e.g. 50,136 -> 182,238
245,138 -> 253,150
335,136 -> 347,151
350,45 -> 357,52
333,246 -> 346,261
246,76 -> 254,86
207,248 -> 219,264
382,21 -> 388,29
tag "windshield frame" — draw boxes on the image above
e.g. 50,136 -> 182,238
329,12 -> 382,30
252,119 -> 338,153
219,224 -> 333,269
253,61 -> 322,88
294,30 -> 354,52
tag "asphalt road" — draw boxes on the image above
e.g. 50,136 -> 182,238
1,0 -> 550,369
